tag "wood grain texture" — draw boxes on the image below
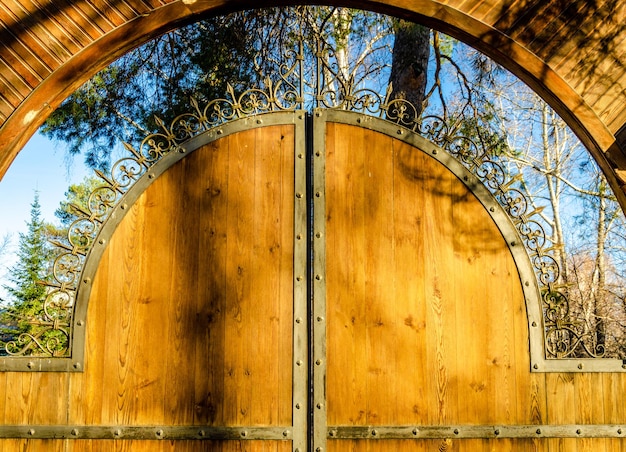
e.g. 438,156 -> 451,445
2,120 -> 626,451
325,122 -> 526,427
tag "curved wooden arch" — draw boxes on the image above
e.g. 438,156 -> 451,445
0,0 -> 626,210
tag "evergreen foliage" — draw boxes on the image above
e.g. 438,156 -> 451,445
1,193 -> 51,337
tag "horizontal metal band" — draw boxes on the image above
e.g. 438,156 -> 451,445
328,425 -> 626,439
0,425 -> 292,440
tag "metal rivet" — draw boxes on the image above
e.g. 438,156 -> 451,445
296,234 -> 302,240
297,360 -> 303,366
317,403 -> 323,409
283,430 -> 289,437
489,206 -> 495,212
98,239 -> 105,245
533,364 -> 539,369
71,429 -> 79,436
295,449 -> 300,452
463,176 -> 469,181
295,403 -> 301,409
156,429 -> 164,438
316,232 -> 322,238
74,362 -> 81,370
316,112 -> 321,117
536,428 -> 541,435
27,361 -> 34,369
532,321 -> 537,327
510,241 -> 516,246
298,114 -> 303,120
114,429 -> 122,437
295,317 -> 302,324
28,429 -> 35,436
298,153 -> 304,159
83,278 -> 91,285
316,151 -> 321,157
432,149 -> 438,155
198,430 -> 205,437
454,429 -> 459,435
217,129 -> 223,135
316,359 -> 322,365
296,193 -> 303,199
296,276 -> 303,282
525,281 -> 530,286
316,448 -> 323,452
371,429 -> 377,436
317,316 -> 324,322
623,364 -> 626,370
412,428 -> 419,435
148,173 -> 155,179
397,129 -> 403,135
618,429 -> 623,434
329,430 -> 336,437
241,430 -> 248,437
315,192 -> 321,197
315,275 -> 322,281
576,429 -> 582,435
578,363 -> 583,369
494,429 -> 500,436
120,204 -> 127,210
256,119 -> 262,124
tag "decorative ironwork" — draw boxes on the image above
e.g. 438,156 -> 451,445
1,24 -> 600,361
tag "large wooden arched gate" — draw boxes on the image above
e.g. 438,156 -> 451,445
4,107 -> 626,451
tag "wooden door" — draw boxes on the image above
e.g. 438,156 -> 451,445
3,111 -> 626,451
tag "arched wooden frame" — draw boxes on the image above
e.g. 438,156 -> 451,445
0,1 -> 625,213
4,110 -> 617,373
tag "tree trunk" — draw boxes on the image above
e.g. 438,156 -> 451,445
388,21 -> 430,119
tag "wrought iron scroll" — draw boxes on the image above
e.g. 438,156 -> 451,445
3,26 -> 597,360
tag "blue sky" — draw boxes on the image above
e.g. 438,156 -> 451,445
0,133 -> 90,298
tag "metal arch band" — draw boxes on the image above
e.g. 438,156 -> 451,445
0,29 -> 616,370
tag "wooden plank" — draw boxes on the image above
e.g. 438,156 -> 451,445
193,138 -> 229,426
391,139 -> 429,425
161,155 -> 197,426
0,38 -> 48,87
325,122 -> 368,426
2,0 -> 72,64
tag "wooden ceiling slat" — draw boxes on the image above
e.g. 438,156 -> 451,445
0,28 -> 54,85
31,0 -> 99,45
528,0 -> 615,67
605,100 -> 626,135
505,0 -> 554,41
27,0 -> 91,52
493,0 -> 545,32
0,58 -> 30,102
1,0 -> 72,65
482,0 -> 536,28
464,0 -> 504,24
93,0 -> 138,23
57,0 -> 115,36
553,1 -> 625,74
575,45 -> 626,123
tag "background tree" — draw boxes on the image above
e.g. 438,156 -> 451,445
0,193 -> 52,336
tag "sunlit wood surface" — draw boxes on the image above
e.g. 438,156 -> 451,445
0,121 -> 626,451
0,125 -> 295,451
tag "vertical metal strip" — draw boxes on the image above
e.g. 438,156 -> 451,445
312,110 -> 327,452
293,112 -> 308,452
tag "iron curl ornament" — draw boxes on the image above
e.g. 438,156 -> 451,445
0,25 -> 602,360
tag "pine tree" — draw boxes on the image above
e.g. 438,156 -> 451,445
1,193 -> 51,335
